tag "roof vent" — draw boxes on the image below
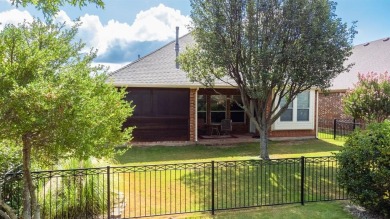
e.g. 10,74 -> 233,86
363,43 -> 370,46
175,26 -> 180,69
383,37 -> 390,42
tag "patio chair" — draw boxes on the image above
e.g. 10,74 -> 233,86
220,119 -> 232,135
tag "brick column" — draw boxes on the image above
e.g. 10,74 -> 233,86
189,88 -> 197,142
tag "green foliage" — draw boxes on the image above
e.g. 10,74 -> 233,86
11,0 -> 104,17
336,121 -> 390,217
0,20 -> 133,217
343,72 -> 390,122
39,158 -> 108,218
0,141 -> 21,176
179,0 -> 356,159
0,20 -> 133,166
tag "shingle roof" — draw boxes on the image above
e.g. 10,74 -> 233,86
108,33 -> 233,88
110,33 -> 390,91
330,37 -> 390,90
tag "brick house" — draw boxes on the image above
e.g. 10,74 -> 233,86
109,30 -> 318,142
319,37 -> 390,121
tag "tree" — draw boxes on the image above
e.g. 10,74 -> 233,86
179,0 -> 356,159
0,20 -> 133,219
343,72 -> 390,123
11,0 -> 105,17
336,121 -> 390,218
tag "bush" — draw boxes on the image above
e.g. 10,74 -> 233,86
343,72 -> 390,122
39,158 -> 109,219
336,121 -> 390,217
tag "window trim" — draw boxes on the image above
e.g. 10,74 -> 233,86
272,90 -> 315,130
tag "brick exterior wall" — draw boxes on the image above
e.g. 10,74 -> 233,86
189,88 -> 197,142
318,91 -> 352,120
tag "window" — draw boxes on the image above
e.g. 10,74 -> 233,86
297,91 -> 310,121
280,97 -> 293,121
273,90 -> 314,130
210,95 -> 226,123
197,95 -> 207,123
230,95 -> 245,123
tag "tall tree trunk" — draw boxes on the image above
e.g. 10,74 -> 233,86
22,143 -> 31,219
22,135 -> 40,219
259,116 -> 270,160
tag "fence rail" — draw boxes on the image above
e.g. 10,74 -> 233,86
318,119 -> 365,140
2,156 -> 347,218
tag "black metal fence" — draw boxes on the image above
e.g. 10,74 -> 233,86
318,119 -> 365,140
2,156 -> 347,218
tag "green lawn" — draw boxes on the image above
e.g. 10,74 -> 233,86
110,139 -> 354,218
172,201 -> 353,219
115,139 -> 345,165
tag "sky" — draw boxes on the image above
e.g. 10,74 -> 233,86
1,0 -> 390,71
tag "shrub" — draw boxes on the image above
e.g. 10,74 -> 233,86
336,121 -> 390,217
343,72 -> 390,122
39,158 -> 109,218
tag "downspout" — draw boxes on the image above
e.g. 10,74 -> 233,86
316,90 -> 319,139
195,88 -> 199,142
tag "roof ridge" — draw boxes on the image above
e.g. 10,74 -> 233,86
109,32 -> 193,76
354,36 -> 390,47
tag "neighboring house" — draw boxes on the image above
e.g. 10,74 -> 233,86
109,28 -> 318,142
318,37 -> 390,121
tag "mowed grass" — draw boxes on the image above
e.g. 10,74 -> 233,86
109,138 -> 353,218
115,139 -> 346,165
167,201 -> 353,219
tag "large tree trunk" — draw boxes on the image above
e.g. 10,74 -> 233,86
22,143 -> 31,219
259,127 -> 270,160
22,135 -> 40,219
259,116 -> 270,160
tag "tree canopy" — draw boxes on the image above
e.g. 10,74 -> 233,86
11,0 -> 104,17
179,0 -> 356,159
0,20 -> 133,218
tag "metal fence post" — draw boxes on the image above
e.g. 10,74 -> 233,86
211,161 -> 215,215
107,166 -> 111,219
333,119 -> 337,140
300,156 -> 305,206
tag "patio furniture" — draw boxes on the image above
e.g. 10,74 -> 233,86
220,119 -> 232,135
210,123 -> 220,135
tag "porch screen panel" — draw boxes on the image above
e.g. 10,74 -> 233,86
197,95 -> 207,123
124,88 -> 189,141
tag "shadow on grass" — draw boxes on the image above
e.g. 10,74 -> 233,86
115,139 -> 343,164
179,158 -> 346,212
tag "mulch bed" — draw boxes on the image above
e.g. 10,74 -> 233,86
344,203 -> 386,219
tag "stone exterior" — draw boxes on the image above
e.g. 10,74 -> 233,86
189,88 -> 197,142
318,91 -> 351,121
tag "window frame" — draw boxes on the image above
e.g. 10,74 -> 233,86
272,90 -> 315,130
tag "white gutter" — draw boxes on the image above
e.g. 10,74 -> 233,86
111,83 -> 237,89
316,90 -> 319,139
195,88 -> 199,142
